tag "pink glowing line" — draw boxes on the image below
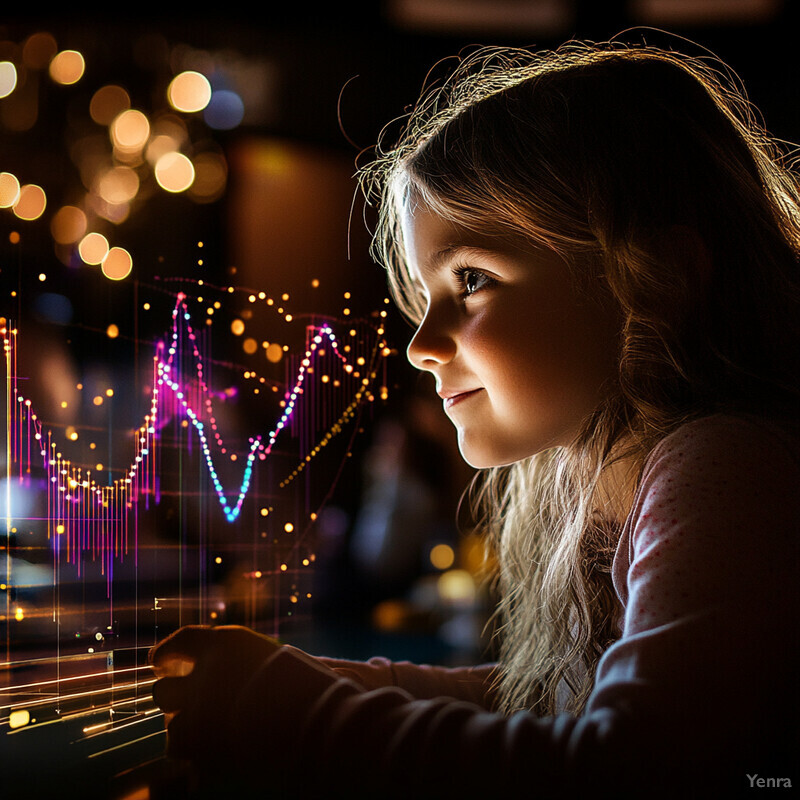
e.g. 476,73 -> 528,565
2,295 -> 376,575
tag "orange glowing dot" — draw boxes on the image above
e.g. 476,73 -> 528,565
266,343 -> 283,363
254,570 -> 262,579
167,70 -> 212,113
0,62 -> 17,99
38,273 -> 47,282
280,564 -> 288,572
97,166 -> 139,205
105,388 -> 114,397
105,324 -> 119,339
188,152 -> 228,202
50,205 -> 87,244
260,507 -> 270,517
154,152 -> 195,193
111,109 -> 150,153
231,319 -> 245,336
9,231 -> 20,244
22,32 -> 57,69
311,278 -> 319,288
90,84 -> 130,125
101,247 -> 133,281
215,556 -> 222,564
284,523 -> 294,533
430,543 -> 455,570
13,184 -> 47,220
79,232 -> 109,265
49,50 -> 85,85
243,337 -> 258,355
0,172 -> 20,208
9,708 -> 31,729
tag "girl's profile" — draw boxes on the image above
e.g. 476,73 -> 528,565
150,35 -> 800,799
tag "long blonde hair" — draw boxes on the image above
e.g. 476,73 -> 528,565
358,39 -> 800,715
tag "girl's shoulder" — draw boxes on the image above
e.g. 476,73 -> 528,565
642,412 -> 800,480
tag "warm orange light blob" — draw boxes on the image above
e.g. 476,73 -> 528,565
231,319 -> 245,336
13,184 -> 47,220
90,84 -> 130,125
0,173 -> 21,208
49,50 -> 85,85
50,205 -> 87,244
167,71 -> 212,113
106,325 -> 119,339
78,232 -> 109,265
111,109 -> 150,153
22,32 -> 58,69
243,338 -> 258,355
101,247 -> 133,280
188,152 -> 227,202
96,166 -> 139,204
0,62 -> 17,98
154,152 -> 195,193
266,343 -> 283,363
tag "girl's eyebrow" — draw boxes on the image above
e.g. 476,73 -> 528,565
428,244 -> 498,271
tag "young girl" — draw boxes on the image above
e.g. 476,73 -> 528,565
150,39 -> 800,798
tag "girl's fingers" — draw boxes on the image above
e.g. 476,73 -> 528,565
149,624 -> 214,668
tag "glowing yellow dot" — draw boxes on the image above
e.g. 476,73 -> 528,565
49,50 -> 85,85
430,543 -> 455,570
60,400 -> 68,409
106,324 -> 119,339
0,172 -> 21,208
167,70 -> 212,113
215,556 -> 222,564
284,523 -> 294,533
280,563 -> 288,571
56,524 -> 65,534
0,62 -> 17,99
231,319 -> 245,336
8,709 -> 30,730
14,184 -> 47,221
15,607 -> 24,621
101,248 -> 133,281
260,507 -> 270,517
79,232 -> 110,265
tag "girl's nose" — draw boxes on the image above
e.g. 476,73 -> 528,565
406,309 -> 456,371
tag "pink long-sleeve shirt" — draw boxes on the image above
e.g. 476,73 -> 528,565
230,414 -> 800,798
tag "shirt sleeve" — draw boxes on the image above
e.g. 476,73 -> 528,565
312,652 -> 498,709
230,416 -> 800,799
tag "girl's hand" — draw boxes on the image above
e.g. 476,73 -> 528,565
149,625 -> 281,763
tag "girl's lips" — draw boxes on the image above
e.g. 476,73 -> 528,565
443,388 -> 483,409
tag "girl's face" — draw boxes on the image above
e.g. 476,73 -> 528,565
403,202 -> 620,468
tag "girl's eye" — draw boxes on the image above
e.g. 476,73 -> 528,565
453,266 -> 493,298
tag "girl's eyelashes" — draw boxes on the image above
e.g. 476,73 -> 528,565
452,265 -> 496,298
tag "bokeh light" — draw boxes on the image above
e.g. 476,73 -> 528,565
266,343 -> 283,363
78,232 -> 110,265
12,184 -> 46,220
90,85 -> 131,125
101,247 -> 133,280
429,543 -> 456,570
22,32 -> 57,69
49,50 -> 85,85
167,71 -> 212,113
204,90 -> 245,130
154,152 -> 195,193
50,205 -> 87,244
0,172 -> 21,208
188,151 -> 228,202
110,109 -> 150,155
96,166 -> 140,205
0,62 -> 17,98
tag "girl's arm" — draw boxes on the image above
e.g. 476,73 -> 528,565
310,651 -> 499,708
152,415 -> 799,798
